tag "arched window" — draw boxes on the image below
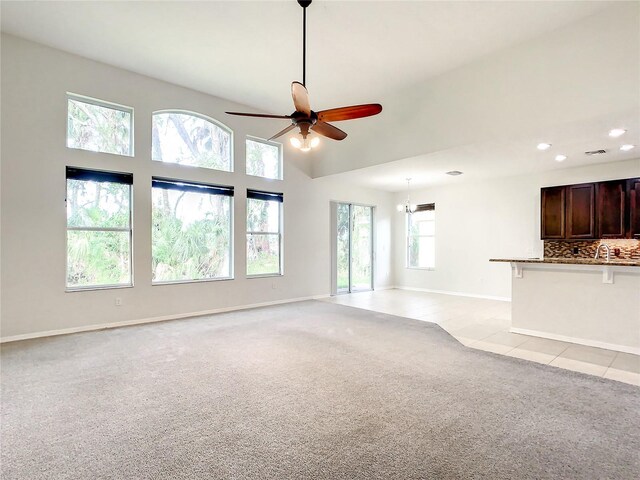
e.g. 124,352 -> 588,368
152,111 -> 232,172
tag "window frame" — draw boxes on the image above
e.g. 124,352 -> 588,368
151,109 -> 234,173
65,166 -> 134,292
151,177 -> 235,285
246,189 -> 284,278
66,93 -> 134,157
245,135 -> 283,180
406,204 -> 436,271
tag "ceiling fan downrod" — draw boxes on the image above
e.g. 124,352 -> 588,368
225,0 -> 382,148
298,0 -> 312,86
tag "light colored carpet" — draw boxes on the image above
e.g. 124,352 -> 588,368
1,300 -> 639,479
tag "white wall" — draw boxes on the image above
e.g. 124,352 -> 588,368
0,35 -> 393,339
393,159 -> 640,300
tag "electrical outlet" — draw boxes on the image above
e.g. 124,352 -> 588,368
271,283 -> 277,290
115,298 -> 122,306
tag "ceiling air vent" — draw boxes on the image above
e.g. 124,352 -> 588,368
446,170 -> 463,176
585,149 -> 606,156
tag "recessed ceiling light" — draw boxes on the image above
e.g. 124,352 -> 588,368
609,128 -> 626,138
537,143 -> 552,150
555,154 -> 567,162
446,170 -> 463,176
620,144 -> 635,151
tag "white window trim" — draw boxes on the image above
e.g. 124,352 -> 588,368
246,198 -> 283,277
150,179 -> 235,284
66,92 -> 135,157
245,135 -> 283,181
65,172 -> 134,291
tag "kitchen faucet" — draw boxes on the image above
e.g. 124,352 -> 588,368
594,244 -> 611,261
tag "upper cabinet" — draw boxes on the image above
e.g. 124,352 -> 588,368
566,183 -> 596,239
541,187 -> 566,239
541,177 -> 639,240
598,180 -> 626,238
629,178 -> 640,239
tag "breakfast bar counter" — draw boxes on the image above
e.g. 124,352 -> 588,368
490,258 -> 640,354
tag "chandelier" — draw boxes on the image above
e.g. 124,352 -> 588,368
397,178 -> 417,214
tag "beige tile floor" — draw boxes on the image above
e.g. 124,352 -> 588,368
322,289 -> 640,387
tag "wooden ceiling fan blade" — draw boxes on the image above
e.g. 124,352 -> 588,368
268,124 -> 296,141
317,104 -> 382,122
226,111 -> 292,119
311,121 -> 347,141
291,82 -> 311,116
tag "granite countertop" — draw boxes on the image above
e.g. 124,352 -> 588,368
489,258 -> 640,267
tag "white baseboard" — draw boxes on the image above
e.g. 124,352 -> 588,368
394,285 -> 511,302
0,294 -> 331,344
510,327 -> 640,355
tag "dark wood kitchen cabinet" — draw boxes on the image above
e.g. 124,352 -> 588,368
541,187 -> 566,239
541,177 -> 640,240
565,183 -> 596,239
597,180 -> 626,238
629,178 -> 640,239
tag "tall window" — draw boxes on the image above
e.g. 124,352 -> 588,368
66,167 -> 133,289
152,111 -> 232,172
67,94 -> 133,156
246,190 -> 283,276
246,137 -> 282,180
152,178 -> 233,283
407,204 -> 435,269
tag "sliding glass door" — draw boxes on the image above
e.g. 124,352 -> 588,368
335,203 -> 373,294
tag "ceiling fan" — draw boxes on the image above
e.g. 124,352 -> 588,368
226,0 -> 382,152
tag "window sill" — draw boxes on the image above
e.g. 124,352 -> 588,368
246,173 -> 283,181
246,273 -> 283,279
66,284 -> 133,293
152,277 -> 234,286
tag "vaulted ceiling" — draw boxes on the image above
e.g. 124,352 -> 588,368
2,1 -> 638,190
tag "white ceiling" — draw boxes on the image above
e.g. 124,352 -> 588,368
1,1 -> 637,191
0,1 -> 611,113
329,114 -> 640,192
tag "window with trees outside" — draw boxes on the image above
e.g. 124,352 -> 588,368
66,167 -> 133,289
67,94 -> 133,156
152,111 -> 232,172
152,178 -> 233,283
247,190 -> 283,276
246,137 -> 282,180
407,204 -> 436,269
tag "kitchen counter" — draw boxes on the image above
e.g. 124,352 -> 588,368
492,257 -> 640,354
490,257 -> 640,267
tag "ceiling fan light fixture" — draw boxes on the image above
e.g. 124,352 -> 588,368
290,133 -> 319,152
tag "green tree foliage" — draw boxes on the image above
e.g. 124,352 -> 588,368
66,180 -> 131,287
67,99 -> 131,155
336,204 -> 373,291
246,198 -> 280,275
152,190 -> 231,282
152,113 -> 231,171
246,139 -> 280,179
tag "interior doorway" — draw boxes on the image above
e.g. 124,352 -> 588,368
332,202 -> 374,294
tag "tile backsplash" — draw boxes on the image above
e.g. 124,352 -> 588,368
544,239 -> 640,260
